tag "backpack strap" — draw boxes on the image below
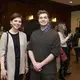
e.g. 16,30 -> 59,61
4,31 -> 8,70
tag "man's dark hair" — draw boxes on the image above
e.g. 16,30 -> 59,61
37,10 -> 49,18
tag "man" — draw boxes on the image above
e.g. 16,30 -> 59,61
27,10 -> 60,80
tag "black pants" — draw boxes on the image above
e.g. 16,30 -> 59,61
15,74 -> 24,80
59,47 -> 69,79
30,69 -> 56,80
74,47 -> 80,63
14,61 -> 24,80
59,62 -> 65,79
62,47 -> 70,74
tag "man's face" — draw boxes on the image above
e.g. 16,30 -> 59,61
38,13 -> 49,26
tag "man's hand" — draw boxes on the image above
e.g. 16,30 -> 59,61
33,62 -> 43,72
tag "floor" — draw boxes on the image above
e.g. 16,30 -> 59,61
66,49 -> 80,80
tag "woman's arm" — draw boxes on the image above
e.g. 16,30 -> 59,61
58,32 -> 71,44
0,32 -> 7,57
0,32 -> 8,79
1,56 -> 5,69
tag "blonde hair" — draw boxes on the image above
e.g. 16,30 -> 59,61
57,23 -> 66,37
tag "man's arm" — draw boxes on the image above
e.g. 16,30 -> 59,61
28,50 -> 36,65
34,32 -> 60,71
28,50 -> 55,71
28,51 -> 54,67
28,50 -> 40,71
27,33 -> 36,65
40,31 -> 60,67
40,53 -> 54,67
27,33 -> 39,71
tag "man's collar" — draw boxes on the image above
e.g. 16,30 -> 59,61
41,24 -> 51,32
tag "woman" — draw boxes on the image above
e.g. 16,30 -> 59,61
0,13 -> 28,80
57,23 -> 72,80
0,26 -> 4,38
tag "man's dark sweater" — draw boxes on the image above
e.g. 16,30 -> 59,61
28,28 -> 60,73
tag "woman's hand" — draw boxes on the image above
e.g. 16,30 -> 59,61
25,67 -> 28,74
1,69 -> 7,80
68,33 -> 72,38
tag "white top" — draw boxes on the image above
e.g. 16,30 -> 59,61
58,32 -> 69,47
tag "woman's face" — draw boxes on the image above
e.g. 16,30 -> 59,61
10,17 -> 22,30
62,24 -> 66,30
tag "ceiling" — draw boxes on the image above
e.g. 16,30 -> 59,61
50,0 -> 80,6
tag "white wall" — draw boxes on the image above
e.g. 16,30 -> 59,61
71,11 -> 80,33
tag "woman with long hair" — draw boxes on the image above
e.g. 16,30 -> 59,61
57,22 -> 72,80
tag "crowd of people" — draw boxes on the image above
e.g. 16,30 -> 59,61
0,10 -> 80,80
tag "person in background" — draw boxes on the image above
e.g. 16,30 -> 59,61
0,26 -> 4,38
27,10 -> 60,80
0,13 -> 28,80
57,22 -> 72,80
72,27 -> 80,63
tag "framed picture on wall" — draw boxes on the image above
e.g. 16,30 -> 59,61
77,18 -> 80,27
